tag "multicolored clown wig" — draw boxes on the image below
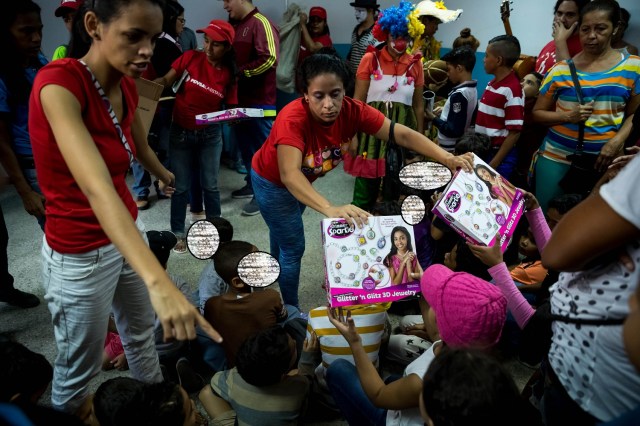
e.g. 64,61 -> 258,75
372,1 -> 425,43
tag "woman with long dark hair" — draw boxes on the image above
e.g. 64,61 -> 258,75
29,0 -> 220,417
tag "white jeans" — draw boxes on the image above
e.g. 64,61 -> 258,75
41,219 -> 162,412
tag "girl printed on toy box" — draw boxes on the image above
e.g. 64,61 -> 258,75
384,226 -> 423,285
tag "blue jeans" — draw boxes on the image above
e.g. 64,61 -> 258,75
234,118 -> 273,189
251,170 -> 305,308
41,219 -> 162,413
325,359 -> 387,426
170,123 -> 223,236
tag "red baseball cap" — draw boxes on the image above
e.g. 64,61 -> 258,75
309,7 -> 327,20
55,0 -> 82,17
196,20 -> 235,44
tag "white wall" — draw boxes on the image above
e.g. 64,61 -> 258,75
39,0 -> 640,60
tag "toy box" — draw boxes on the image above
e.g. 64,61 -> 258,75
195,108 -> 264,125
432,153 -> 524,252
322,215 -> 421,307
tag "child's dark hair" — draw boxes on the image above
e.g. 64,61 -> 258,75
530,71 -> 544,86
162,1 -> 183,37
487,35 -> 521,67
422,347 -> 525,426
451,240 -> 492,281
580,0 -> 621,25
209,217 -> 234,243
0,0 -> 43,106
213,240 -> 255,285
441,47 -> 476,72
236,327 -> 293,386
94,378 -> 186,426
383,226 -> 414,268
548,193 -> 582,215
69,0 -> 167,58
0,339 -> 52,403
454,131 -> 491,160
371,200 -> 402,216
452,28 -> 480,51
296,53 -> 353,95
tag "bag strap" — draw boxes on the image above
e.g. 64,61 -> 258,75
79,60 -> 134,168
567,59 -> 586,153
538,300 -> 625,326
388,121 -> 396,145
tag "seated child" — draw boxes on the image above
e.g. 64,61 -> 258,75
420,347 -> 538,426
0,338 -> 83,425
203,241 -> 292,368
325,264 -> 507,425
196,217 -> 234,313
510,226 -> 548,289
424,46 -> 478,153
387,240 -> 495,365
92,377 -> 200,426
475,35 -> 525,179
198,326 -> 314,425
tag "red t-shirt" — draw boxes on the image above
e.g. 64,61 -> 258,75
298,33 -> 333,65
252,97 -> 385,186
535,33 -> 583,75
171,50 -> 238,129
29,59 -> 138,253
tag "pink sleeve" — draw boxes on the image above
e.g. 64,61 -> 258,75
525,208 -> 551,251
489,262 -> 535,329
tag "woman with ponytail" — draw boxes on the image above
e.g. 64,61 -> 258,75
28,0 -> 221,418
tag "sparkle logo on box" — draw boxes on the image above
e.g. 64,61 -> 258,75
327,219 -> 355,239
444,191 -> 462,213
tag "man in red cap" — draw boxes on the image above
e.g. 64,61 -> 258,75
222,0 -> 279,216
298,6 -> 333,65
52,0 -> 81,60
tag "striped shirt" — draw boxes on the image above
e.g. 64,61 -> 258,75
347,24 -> 377,75
308,304 -> 388,370
475,71 -> 524,147
538,54 -> 640,163
211,368 -> 309,426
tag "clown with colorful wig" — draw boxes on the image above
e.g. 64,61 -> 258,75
343,1 -> 426,211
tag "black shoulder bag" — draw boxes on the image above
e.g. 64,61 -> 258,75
519,297 -> 625,366
558,59 -> 604,197
381,121 -> 407,200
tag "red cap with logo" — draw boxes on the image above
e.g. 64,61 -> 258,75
55,0 -> 82,17
196,20 -> 235,44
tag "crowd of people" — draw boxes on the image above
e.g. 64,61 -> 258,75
0,0 -> 639,425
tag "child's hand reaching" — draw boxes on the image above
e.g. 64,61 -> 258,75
467,234 -> 504,268
327,306 -> 362,346
303,332 -> 319,353
111,353 -> 129,371
522,191 -> 540,212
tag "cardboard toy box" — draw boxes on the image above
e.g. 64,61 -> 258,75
322,215 -> 421,307
432,153 -> 524,252
195,108 -> 264,125
135,78 -> 164,136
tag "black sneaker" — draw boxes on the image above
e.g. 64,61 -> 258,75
0,289 -> 40,308
241,198 -> 261,216
176,358 -> 205,394
231,185 -> 254,199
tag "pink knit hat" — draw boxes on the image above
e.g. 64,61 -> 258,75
421,264 -> 507,349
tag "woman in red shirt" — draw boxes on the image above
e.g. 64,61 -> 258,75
251,53 -> 472,309
154,20 -> 238,253
28,0 -> 220,417
298,6 -> 333,65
